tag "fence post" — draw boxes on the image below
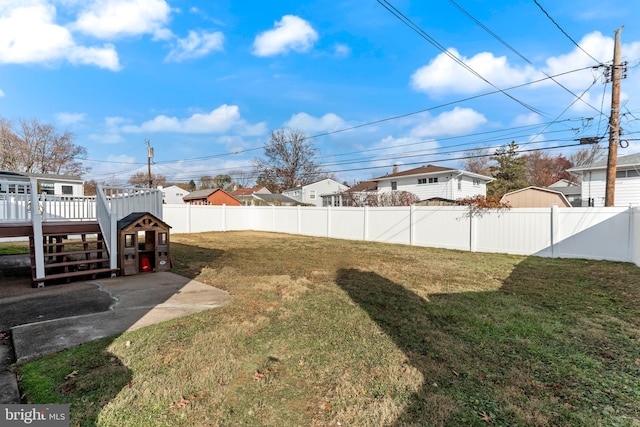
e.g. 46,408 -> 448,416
410,205 -> 415,246
363,206 -> 369,241
297,205 -> 301,235
550,205 -> 559,258
469,206 -> 476,252
327,205 -> 331,238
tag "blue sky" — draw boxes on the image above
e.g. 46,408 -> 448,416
1,0 -> 640,187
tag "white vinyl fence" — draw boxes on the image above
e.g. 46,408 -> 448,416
163,204 -> 640,265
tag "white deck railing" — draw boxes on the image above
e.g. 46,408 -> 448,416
96,186 -> 164,274
0,179 -> 32,223
41,194 -> 97,221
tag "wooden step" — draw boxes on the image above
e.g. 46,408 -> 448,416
43,258 -> 110,269
43,249 -> 105,258
36,268 -> 115,282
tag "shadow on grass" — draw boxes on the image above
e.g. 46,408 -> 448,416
335,260 -> 640,426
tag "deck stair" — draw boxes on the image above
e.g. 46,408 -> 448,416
29,221 -> 114,284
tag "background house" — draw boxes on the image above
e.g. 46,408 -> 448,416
568,153 -> 640,207
500,186 -> 571,208
229,186 -> 271,206
373,165 -> 493,201
183,188 -> 241,206
547,179 -> 582,207
326,181 -> 378,207
159,185 -> 189,204
283,179 -> 349,207
0,171 -> 84,196
252,193 -> 300,206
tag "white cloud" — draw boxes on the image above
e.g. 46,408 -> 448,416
55,112 -> 86,125
122,104 -> 267,136
411,48 -> 537,95
0,1 -> 120,70
252,15 -> 318,57
165,30 -> 224,62
334,43 -> 351,58
0,88 -> 4,97
410,107 -> 487,138
511,113 -> 542,127
285,112 -> 344,133
73,0 -> 172,40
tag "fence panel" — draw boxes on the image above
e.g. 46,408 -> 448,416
299,208 -> 329,237
475,208 -> 552,256
272,207 -> 299,234
555,207 -> 630,261
367,207 -> 411,244
330,208 -> 366,240
413,206 -> 471,251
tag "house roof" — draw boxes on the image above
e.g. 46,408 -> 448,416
117,211 -> 170,231
345,180 -> 378,192
183,188 -> 219,200
0,171 -> 82,182
373,164 -> 493,182
283,178 -> 347,193
500,186 -> 571,206
254,193 -> 299,204
568,153 -> 640,172
230,186 -> 269,197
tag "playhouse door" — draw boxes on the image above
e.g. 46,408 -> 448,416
156,231 -> 170,272
122,233 -> 138,275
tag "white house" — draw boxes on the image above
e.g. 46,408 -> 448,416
568,153 -> 640,207
283,178 -> 350,207
159,185 -> 189,204
373,165 -> 493,201
0,172 -> 85,196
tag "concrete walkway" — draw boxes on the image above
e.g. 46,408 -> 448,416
0,272 -> 230,403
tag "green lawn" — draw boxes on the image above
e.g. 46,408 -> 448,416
17,231 -> 640,426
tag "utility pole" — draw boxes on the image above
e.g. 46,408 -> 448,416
146,139 -> 154,188
605,27 -> 623,207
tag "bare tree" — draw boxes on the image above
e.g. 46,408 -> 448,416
253,129 -> 332,193
460,148 -> 492,176
230,169 -> 255,189
0,118 -> 88,176
569,144 -> 605,167
128,171 -> 167,188
199,175 -> 215,189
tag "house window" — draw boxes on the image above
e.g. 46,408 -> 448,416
391,181 -> 397,190
617,170 -> 640,178
457,177 -> 462,190
39,182 -> 55,195
473,179 -> 481,186
158,232 -> 167,246
310,190 -> 316,200
61,185 -> 73,195
418,178 -> 427,184
124,234 -> 135,248
428,177 -> 438,184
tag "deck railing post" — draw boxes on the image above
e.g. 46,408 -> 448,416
30,178 -> 45,287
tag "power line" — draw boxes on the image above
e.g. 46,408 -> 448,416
447,0 -> 604,115
376,0 -> 546,117
533,0 -> 601,64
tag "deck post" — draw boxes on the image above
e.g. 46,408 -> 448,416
30,178 -> 45,287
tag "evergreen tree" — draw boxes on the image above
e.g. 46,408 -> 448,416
488,141 -> 527,196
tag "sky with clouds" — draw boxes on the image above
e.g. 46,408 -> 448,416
1,0 -> 640,186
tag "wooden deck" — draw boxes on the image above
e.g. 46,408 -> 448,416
0,221 -> 100,238
0,222 -> 33,238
